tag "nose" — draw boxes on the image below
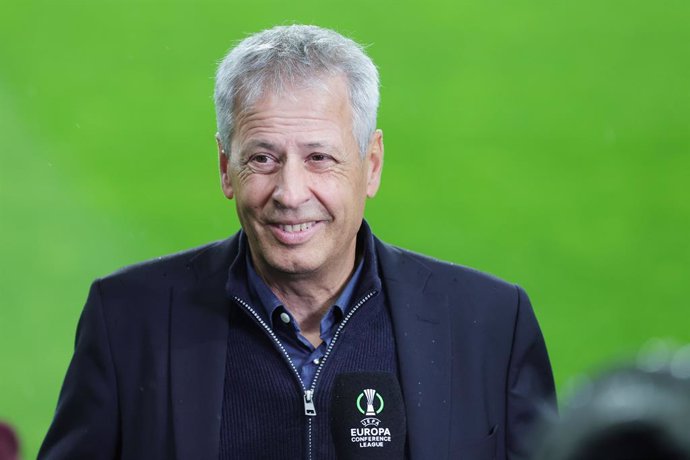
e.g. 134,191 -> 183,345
271,157 -> 311,209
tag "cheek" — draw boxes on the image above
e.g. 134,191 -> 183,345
316,180 -> 367,217
321,165 -> 368,191
236,175 -> 275,203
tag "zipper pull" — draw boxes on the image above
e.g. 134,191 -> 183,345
303,390 -> 316,416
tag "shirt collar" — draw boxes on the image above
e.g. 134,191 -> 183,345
233,220 -> 380,328
245,243 -> 365,329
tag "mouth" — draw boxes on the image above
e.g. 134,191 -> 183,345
277,221 -> 317,233
268,220 -> 323,245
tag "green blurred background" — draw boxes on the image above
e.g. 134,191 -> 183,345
1,0 -> 688,457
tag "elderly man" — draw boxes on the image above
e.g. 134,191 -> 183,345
40,25 -> 556,460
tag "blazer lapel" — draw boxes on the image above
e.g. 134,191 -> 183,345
376,239 -> 452,460
170,238 -> 237,460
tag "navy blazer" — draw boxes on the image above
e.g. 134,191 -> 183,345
40,233 -> 556,460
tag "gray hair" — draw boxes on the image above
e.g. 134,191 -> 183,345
214,25 -> 379,157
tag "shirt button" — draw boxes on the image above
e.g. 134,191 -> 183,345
280,312 -> 290,324
313,358 -> 321,365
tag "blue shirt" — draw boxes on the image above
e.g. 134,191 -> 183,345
245,255 -> 364,389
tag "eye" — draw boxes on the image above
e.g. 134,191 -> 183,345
307,153 -> 336,171
247,153 -> 279,173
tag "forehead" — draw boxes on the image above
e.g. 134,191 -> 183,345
233,76 -> 354,147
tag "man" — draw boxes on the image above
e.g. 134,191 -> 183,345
40,25 -> 556,459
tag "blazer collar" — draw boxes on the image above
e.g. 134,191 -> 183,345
375,238 -> 452,460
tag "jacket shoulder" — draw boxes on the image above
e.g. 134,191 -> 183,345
376,239 -> 527,331
378,240 -> 517,294
97,236 -> 237,292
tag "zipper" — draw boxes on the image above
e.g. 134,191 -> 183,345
303,389 -> 316,416
233,296 -> 306,390
302,289 -> 377,460
233,289 -> 377,460
307,290 -> 377,395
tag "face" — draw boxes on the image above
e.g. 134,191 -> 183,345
218,76 -> 383,282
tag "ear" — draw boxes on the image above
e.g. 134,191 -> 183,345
217,134 -> 234,200
365,129 -> 384,198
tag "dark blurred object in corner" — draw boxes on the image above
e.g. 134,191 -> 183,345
0,421 -> 20,460
532,342 -> 690,460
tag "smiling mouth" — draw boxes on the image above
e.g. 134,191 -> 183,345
277,221 -> 317,233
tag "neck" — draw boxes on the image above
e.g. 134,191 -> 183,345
252,249 -> 358,342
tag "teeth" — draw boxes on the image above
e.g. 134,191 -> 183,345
280,222 -> 315,233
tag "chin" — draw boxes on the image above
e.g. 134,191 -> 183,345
262,250 -> 320,276
269,262 -> 319,277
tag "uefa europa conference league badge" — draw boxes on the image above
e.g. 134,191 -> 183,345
331,372 -> 406,459
354,388 -> 388,445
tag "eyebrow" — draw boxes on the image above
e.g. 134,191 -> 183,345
303,141 -> 328,148
243,140 -> 277,151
